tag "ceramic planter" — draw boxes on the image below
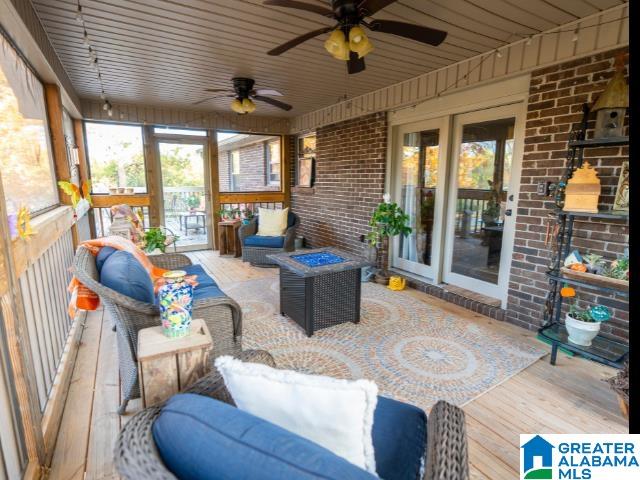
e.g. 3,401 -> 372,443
158,270 -> 194,338
565,313 -> 600,346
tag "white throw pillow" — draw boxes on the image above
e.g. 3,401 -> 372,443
215,355 -> 378,475
256,207 -> 289,237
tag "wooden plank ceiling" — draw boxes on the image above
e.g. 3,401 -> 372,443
32,0 -> 627,118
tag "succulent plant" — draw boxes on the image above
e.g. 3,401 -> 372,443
583,252 -> 606,274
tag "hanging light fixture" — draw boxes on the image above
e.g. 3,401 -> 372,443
242,98 -> 256,113
324,29 -> 349,61
230,98 -> 245,114
348,26 -> 373,59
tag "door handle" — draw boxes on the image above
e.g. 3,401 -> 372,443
505,209 -> 513,216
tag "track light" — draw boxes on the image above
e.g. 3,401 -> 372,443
349,26 -> 373,59
324,29 -> 349,61
102,100 -> 109,111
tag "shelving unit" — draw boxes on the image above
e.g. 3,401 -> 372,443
539,104 -> 629,369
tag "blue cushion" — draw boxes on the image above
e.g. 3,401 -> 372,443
243,235 -> 285,248
153,393 -> 377,480
182,264 -> 216,289
372,396 -> 427,480
99,251 -> 155,304
95,246 -> 117,273
193,284 -> 225,302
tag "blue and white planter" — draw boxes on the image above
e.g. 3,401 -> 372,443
158,270 -> 194,338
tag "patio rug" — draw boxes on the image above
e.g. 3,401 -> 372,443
224,277 -> 546,411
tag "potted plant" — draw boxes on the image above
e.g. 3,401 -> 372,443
366,193 -> 412,285
560,285 -> 611,346
186,195 -> 200,213
143,227 -> 168,255
241,208 -> 255,225
481,180 -> 502,226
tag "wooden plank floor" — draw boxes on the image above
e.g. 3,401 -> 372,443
47,251 -> 627,480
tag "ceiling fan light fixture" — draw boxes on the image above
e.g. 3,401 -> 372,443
242,98 -> 257,113
349,26 -> 373,58
324,29 -> 349,61
230,98 -> 245,114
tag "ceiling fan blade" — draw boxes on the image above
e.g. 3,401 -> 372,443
358,0 -> 398,16
192,95 -> 233,106
204,88 -> 233,93
367,19 -> 447,46
267,26 -> 334,55
254,88 -> 284,97
253,95 -> 293,111
347,51 -> 366,74
263,0 -> 335,18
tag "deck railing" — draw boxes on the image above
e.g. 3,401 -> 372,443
18,230 -> 75,412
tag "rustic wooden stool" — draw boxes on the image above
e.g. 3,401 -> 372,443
218,220 -> 242,257
137,319 -> 213,407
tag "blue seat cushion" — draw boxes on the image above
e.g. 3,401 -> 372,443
180,264 -> 225,302
99,250 -> 155,304
243,235 -> 284,248
153,393 -> 377,480
372,395 -> 427,480
95,246 -> 117,273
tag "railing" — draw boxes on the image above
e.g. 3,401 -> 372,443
220,201 -> 284,217
454,189 -> 506,235
92,205 -> 151,237
17,230 -> 75,412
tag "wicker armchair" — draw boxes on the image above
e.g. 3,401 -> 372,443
72,246 -> 242,414
114,350 -> 469,480
238,212 -> 300,266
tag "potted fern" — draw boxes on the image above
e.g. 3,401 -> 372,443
366,194 -> 412,284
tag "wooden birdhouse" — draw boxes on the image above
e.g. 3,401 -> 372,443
592,54 -> 628,139
563,162 -> 601,213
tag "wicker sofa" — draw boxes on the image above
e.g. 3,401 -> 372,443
72,246 -> 242,414
238,211 -> 300,266
114,350 -> 469,480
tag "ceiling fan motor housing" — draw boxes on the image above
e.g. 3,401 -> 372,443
332,0 -> 360,20
232,77 -> 255,99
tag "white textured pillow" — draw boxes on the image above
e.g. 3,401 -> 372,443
215,355 -> 378,475
257,207 -> 289,236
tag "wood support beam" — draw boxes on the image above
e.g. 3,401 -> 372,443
44,84 -> 71,205
208,133 -> 220,249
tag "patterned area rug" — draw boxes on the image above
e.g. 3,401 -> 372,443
225,277 -> 546,411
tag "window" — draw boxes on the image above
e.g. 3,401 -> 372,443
153,127 -> 207,136
265,139 -> 281,185
0,34 -> 58,215
296,134 -> 316,187
217,132 -> 281,192
85,122 -> 147,193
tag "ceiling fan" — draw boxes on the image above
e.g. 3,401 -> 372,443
264,0 -> 448,74
193,77 -> 293,114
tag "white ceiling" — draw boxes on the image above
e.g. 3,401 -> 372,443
32,0 -> 627,117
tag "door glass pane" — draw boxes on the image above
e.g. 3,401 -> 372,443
398,129 -> 439,267
159,142 -> 208,249
451,117 -> 515,284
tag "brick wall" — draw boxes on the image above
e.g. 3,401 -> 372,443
506,47 -> 629,343
219,141 -> 280,192
291,112 -> 387,258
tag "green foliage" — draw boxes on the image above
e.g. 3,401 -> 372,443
186,195 -> 200,209
366,199 -> 412,247
605,254 -> 629,280
143,227 -> 167,253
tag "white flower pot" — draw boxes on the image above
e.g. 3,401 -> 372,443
565,313 -> 601,347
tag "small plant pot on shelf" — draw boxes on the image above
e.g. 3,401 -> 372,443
565,313 -> 601,347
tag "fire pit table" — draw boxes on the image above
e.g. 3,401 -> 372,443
267,248 -> 370,336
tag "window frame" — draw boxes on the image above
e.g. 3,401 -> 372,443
264,139 -> 281,186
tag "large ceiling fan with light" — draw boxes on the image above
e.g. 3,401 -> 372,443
264,0 -> 448,74
193,77 -> 292,114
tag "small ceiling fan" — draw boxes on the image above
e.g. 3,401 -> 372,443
193,77 -> 292,114
264,0 -> 448,74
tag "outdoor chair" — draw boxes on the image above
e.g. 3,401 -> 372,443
114,350 -> 469,480
238,211 -> 300,266
72,246 -> 242,414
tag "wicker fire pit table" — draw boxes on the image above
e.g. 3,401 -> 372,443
267,248 -> 371,337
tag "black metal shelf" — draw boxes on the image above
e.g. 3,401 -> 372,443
545,270 -> 628,297
555,209 -> 628,221
568,136 -> 629,148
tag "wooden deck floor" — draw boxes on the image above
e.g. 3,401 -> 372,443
47,251 -> 627,480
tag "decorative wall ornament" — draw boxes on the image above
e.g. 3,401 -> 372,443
16,206 -> 36,239
592,54 -> 628,138
612,161 -> 629,212
563,162 -> 601,213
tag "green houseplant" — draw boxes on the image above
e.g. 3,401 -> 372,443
186,194 -> 200,212
366,193 -> 412,283
143,227 -> 168,254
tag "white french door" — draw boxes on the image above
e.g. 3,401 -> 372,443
391,102 -> 525,306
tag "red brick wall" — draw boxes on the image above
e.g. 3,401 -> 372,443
219,142 -> 280,192
291,112 -> 387,258
506,47 -> 629,343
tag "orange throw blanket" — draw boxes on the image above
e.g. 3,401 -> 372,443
67,236 -> 192,318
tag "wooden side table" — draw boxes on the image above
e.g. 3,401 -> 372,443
137,319 -> 213,407
218,220 -> 242,257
